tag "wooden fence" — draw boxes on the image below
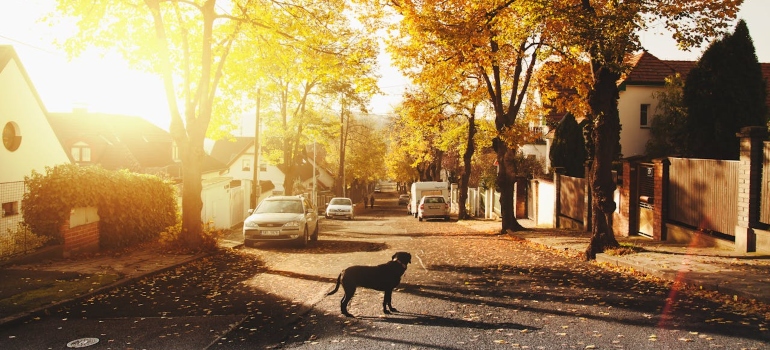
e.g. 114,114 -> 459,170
668,158 -> 739,236
559,175 -> 586,222
761,142 -> 770,225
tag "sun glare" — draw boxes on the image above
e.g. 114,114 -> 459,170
0,0 -> 171,130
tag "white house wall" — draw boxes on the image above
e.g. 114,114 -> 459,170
520,143 -> 550,173
618,85 -> 661,158
227,145 -> 285,195
201,177 -> 232,229
0,59 -> 69,183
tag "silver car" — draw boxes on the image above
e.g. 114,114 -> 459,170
243,196 -> 319,247
417,195 -> 450,221
325,197 -> 355,220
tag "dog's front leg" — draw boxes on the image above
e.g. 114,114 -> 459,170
382,290 -> 398,314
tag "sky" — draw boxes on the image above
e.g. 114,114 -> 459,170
1,0 -> 768,131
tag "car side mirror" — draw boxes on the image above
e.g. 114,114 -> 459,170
248,209 -> 254,214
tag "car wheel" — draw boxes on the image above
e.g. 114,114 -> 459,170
244,240 -> 253,248
311,223 -> 319,241
418,216 -> 423,222
445,216 -> 450,222
297,227 -> 309,247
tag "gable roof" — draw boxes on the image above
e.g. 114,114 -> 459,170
621,51 -> 770,110
48,110 -> 175,171
619,51 -> 698,86
0,46 -> 50,116
209,137 -> 254,166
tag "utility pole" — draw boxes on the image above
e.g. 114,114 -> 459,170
251,88 -> 261,209
312,141 -> 317,208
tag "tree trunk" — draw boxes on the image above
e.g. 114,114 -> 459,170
494,138 -> 526,233
458,115 -> 476,220
180,148 -> 203,248
584,64 -> 621,260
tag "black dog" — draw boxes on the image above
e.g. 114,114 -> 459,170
327,252 -> 411,317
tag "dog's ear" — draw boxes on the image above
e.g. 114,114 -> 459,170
392,253 -> 398,261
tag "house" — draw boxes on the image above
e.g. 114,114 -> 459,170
536,51 -> 770,163
616,52 -> 695,157
208,137 -> 336,208
0,46 -> 70,233
48,109 -> 180,174
208,136 -> 282,199
618,51 -> 770,158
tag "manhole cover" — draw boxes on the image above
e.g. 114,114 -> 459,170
66,338 -> 100,348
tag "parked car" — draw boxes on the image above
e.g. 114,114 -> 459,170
325,197 -> 355,220
418,195 -> 450,222
243,196 -> 319,247
398,194 -> 410,205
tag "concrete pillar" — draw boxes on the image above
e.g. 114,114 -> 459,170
734,126 -> 768,252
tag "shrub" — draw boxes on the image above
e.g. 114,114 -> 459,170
23,164 -> 177,249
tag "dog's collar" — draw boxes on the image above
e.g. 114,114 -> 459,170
394,260 -> 408,269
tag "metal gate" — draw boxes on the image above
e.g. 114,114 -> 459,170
638,163 -> 654,237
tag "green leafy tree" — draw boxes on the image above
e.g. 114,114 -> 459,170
549,0 -> 740,259
645,73 -> 689,158
550,113 -> 588,177
683,20 -> 768,160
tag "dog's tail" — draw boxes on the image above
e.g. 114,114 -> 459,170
327,273 -> 342,295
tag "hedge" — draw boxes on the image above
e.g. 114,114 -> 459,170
23,164 -> 177,249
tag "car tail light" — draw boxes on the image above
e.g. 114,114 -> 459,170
419,203 -> 424,210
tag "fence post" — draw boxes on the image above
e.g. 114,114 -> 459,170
735,126 -> 768,252
553,167 -> 565,228
583,161 -> 592,232
617,159 -> 636,237
652,158 -> 670,241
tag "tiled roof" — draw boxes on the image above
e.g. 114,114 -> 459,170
48,111 -> 175,170
621,51 -> 684,85
209,137 -> 254,166
622,51 -> 770,111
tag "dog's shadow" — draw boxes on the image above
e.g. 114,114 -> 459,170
358,312 -> 535,331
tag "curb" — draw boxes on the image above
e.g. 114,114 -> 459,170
0,251 -> 210,327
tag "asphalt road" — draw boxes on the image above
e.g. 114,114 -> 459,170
1,192 -> 768,349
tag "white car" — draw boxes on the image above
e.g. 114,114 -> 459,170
242,196 -> 319,247
418,195 -> 450,221
325,197 -> 355,220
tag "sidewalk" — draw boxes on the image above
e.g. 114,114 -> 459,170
2,219 -> 769,327
511,219 -> 770,305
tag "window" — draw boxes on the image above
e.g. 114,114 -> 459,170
640,104 -> 650,128
71,141 -> 91,162
242,159 -> 251,171
2,201 -> 19,217
3,122 -> 21,151
260,163 -> 267,172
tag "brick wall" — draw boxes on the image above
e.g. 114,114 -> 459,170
59,208 -> 100,258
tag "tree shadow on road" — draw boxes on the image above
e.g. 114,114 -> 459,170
362,311 -> 532,330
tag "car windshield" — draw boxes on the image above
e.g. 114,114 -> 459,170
424,197 -> 444,204
256,200 -> 304,214
330,198 -> 351,206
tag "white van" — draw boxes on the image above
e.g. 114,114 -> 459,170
409,181 -> 449,217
